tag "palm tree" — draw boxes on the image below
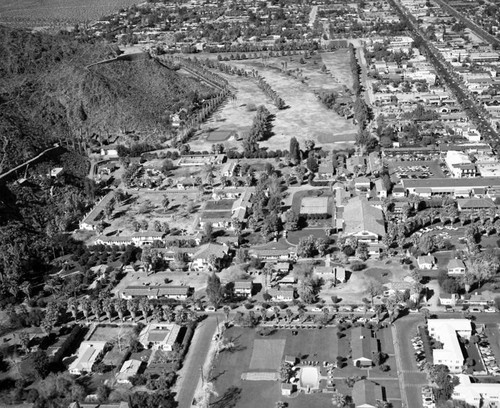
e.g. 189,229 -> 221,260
162,195 -> 170,210
127,299 -> 139,321
79,298 -> 91,322
223,306 -> 231,321
91,299 -> 102,321
152,306 -> 163,322
102,297 -> 114,323
67,298 -> 78,322
331,390 -> 347,407
163,305 -> 174,323
273,306 -> 281,320
139,297 -> 151,322
115,298 -> 127,322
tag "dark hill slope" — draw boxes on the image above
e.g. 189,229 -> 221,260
0,26 -> 211,172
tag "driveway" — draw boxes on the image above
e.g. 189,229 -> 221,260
175,315 -> 219,407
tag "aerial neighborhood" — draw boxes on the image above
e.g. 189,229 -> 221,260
2,0 -> 500,407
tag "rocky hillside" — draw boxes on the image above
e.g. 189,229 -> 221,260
0,26 -> 211,172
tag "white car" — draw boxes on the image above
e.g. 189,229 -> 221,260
311,307 -> 322,312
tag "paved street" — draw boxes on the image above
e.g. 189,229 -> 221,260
394,316 -> 428,408
175,315 -> 219,408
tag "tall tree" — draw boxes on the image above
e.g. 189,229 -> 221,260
206,272 -> 224,308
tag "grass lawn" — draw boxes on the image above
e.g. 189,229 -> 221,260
363,268 -> 394,284
287,228 -> 329,245
89,324 -> 136,342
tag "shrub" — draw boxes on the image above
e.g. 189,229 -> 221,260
379,364 -> 390,372
351,262 -> 366,271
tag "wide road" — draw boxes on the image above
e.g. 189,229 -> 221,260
176,315 -> 218,408
394,316 -> 428,408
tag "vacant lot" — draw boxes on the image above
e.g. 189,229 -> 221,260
0,0 -> 137,27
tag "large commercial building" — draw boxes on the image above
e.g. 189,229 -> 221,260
402,177 -> 500,197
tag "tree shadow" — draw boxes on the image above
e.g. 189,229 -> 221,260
210,386 -> 242,408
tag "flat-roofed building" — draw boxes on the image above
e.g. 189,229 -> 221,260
402,177 -> 500,197
453,374 -> 500,407
428,319 -> 472,373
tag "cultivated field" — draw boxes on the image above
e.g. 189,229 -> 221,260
193,50 -> 357,152
0,0 -> 138,28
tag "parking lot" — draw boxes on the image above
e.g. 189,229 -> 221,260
388,160 -> 446,181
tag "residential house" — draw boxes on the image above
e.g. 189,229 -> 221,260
69,341 -> 107,375
121,285 -> 192,300
250,241 -> 296,261
79,192 -> 115,230
318,160 -> 335,180
351,327 -> 378,368
131,232 -> 164,246
116,359 -> 142,384
417,254 -> 435,270
352,380 -> 385,408
457,198 -> 496,213
439,293 -> 458,306
176,177 -> 197,189
447,259 -> 466,276
138,323 -> 181,351
354,177 -> 371,192
221,160 -> 237,177
233,281 -> 253,298
281,383 -> 294,396
268,286 -> 295,302
374,179 -> 387,199
191,243 -> 229,271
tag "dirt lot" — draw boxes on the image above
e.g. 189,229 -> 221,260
193,51 -> 357,152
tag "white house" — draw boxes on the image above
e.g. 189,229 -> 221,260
233,281 -> 253,298
268,286 -> 295,301
69,341 -> 107,375
417,254 -> 435,270
116,359 -> 142,384
447,259 -> 466,276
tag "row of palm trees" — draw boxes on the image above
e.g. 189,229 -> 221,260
67,295 -> 197,325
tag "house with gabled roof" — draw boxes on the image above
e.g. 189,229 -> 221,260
340,197 -> 386,244
351,327 -> 378,368
191,243 -> 229,271
447,259 -> 466,276
352,380 -> 385,408
417,254 -> 435,270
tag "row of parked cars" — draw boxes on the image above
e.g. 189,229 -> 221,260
411,335 -> 428,371
477,333 -> 500,376
422,386 -> 436,408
